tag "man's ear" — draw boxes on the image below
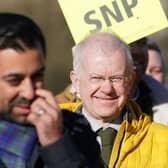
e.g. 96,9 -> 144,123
70,70 -> 80,93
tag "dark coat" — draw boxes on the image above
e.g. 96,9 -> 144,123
0,110 -> 104,168
136,80 -> 153,118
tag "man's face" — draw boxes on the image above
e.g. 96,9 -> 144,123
72,47 -> 134,122
146,49 -> 165,84
0,48 -> 45,124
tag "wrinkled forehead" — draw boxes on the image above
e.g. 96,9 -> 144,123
80,38 -> 125,60
82,37 -> 127,58
82,34 -> 122,51
80,45 -> 128,74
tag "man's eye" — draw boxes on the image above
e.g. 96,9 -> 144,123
90,77 -> 103,82
111,77 -> 123,82
32,73 -> 44,82
7,79 -> 21,86
110,76 -> 125,83
151,68 -> 162,74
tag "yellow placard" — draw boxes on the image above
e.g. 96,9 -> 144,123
58,0 -> 168,44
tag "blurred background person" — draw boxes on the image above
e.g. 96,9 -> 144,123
145,40 -> 165,85
130,38 -> 168,125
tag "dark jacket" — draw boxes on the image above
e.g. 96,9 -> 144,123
136,80 -> 153,118
0,110 -> 104,168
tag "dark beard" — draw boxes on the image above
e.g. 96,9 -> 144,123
0,97 -> 34,125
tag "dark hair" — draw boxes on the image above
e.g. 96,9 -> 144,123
129,38 -> 148,74
129,37 -> 148,49
147,40 -> 161,54
0,13 -> 46,56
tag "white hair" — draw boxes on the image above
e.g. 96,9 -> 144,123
72,32 -> 134,79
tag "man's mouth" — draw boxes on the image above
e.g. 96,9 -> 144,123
95,95 -> 118,100
14,104 -> 31,115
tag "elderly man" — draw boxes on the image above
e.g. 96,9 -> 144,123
0,13 -> 103,168
63,32 -> 168,168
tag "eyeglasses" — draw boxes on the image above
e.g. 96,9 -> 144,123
89,75 -> 129,87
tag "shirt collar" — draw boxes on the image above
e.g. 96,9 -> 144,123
82,107 -> 128,132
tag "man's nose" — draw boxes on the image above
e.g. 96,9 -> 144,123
100,79 -> 114,93
20,79 -> 35,100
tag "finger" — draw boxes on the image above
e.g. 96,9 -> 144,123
31,97 -> 61,118
27,102 -> 63,146
27,105 -> 41,125
38,109 -> 46,115
35,89 -> 58,108
28,102 -> 63,134
27,101 -> 49,125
